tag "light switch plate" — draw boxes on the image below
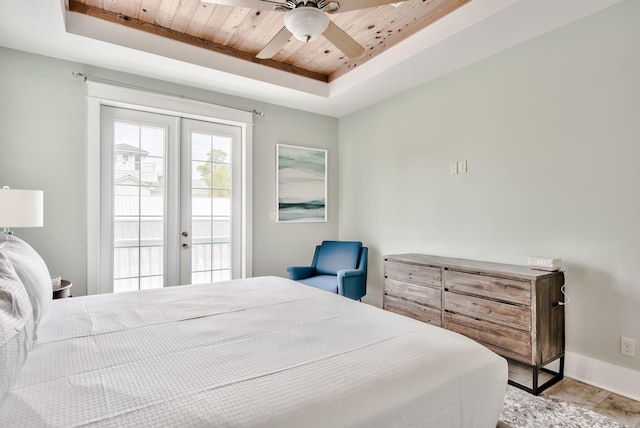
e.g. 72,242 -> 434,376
458,160 -> 467,173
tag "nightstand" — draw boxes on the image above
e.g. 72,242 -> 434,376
53,279 -> 72,299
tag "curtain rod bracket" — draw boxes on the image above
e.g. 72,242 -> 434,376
72,71 -> 87,82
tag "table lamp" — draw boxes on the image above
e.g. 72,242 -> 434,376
0,186 -> 43,245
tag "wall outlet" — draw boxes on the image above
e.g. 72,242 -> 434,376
458,160 -> 467,173
621,337 -> 636,357
449,162 -> 458,174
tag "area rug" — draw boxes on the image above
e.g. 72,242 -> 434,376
499,385 -> 628,428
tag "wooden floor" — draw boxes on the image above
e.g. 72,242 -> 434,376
499,361 -> 640,428
502,361 -> 640,427
542,377 -> 640,428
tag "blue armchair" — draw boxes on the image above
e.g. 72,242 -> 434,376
287,241 -> 368,300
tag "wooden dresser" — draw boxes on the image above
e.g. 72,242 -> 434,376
384,253 -> 565,395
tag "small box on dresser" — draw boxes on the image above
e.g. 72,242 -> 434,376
384,253 -> 565,395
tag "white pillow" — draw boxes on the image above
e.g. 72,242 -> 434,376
1,236 -> 52,333
0,252 -> 35,403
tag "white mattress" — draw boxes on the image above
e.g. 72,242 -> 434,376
0,276 -> 507,427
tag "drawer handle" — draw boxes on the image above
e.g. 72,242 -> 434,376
487,310 -> 493,314
505,285 -> 512,291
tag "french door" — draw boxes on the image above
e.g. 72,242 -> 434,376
100,106 -> 242,292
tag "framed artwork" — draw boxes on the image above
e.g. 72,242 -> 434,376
276,144 -> 327,222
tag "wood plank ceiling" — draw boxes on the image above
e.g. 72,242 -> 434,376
67,0 -> 470,83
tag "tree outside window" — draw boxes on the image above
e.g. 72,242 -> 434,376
196,149 -> 231,197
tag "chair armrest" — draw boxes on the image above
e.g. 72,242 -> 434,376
337,269 -> 364,278
337,247 -> 368,300
287,266 -> 316,280
337,269 -> 366,300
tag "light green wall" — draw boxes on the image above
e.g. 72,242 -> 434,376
0,47 -> 339,296
0,50 -> 87,294
339,0 -> 640,372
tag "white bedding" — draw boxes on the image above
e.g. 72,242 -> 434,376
0,276 -> 507,427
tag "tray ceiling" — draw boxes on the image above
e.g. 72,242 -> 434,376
0,0 -> 623,116
67,0 -> 470,83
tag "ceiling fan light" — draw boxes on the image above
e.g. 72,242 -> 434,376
284,7 -> 330,42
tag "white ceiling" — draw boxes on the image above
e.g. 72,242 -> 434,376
0,0 -> 621,117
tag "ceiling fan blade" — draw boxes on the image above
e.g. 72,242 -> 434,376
256,26 -> 292,59
201,0 -> 286,11
329,0 -> 406,13
322,21 -> 365,59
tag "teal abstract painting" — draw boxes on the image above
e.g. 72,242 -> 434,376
277,144 -> 327,222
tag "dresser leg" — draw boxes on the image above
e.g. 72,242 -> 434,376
508,355 -> 564,396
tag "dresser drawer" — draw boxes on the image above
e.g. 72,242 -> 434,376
445,270 -> 531,306
444,312 -> 532,364
384,261 -> 441,288
384,278 -> 442,308
384,294 -> 442,326
444,291 -> 531,331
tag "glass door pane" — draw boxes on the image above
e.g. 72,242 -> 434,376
112,120 -> 166,292
181,119 -> 241,285
190,131 -> 232,282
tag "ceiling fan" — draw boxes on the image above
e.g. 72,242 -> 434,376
201,0 -> 406,60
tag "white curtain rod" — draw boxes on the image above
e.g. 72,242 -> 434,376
71,71 -> 265,117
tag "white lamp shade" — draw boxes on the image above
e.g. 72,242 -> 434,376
0,188 -> 44,228
284,7 -> 329,42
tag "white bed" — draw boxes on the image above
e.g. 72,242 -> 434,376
1,273 -> 507,427
0,234 -> 507,428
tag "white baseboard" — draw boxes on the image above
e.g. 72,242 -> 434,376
565,351 -> 640,401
